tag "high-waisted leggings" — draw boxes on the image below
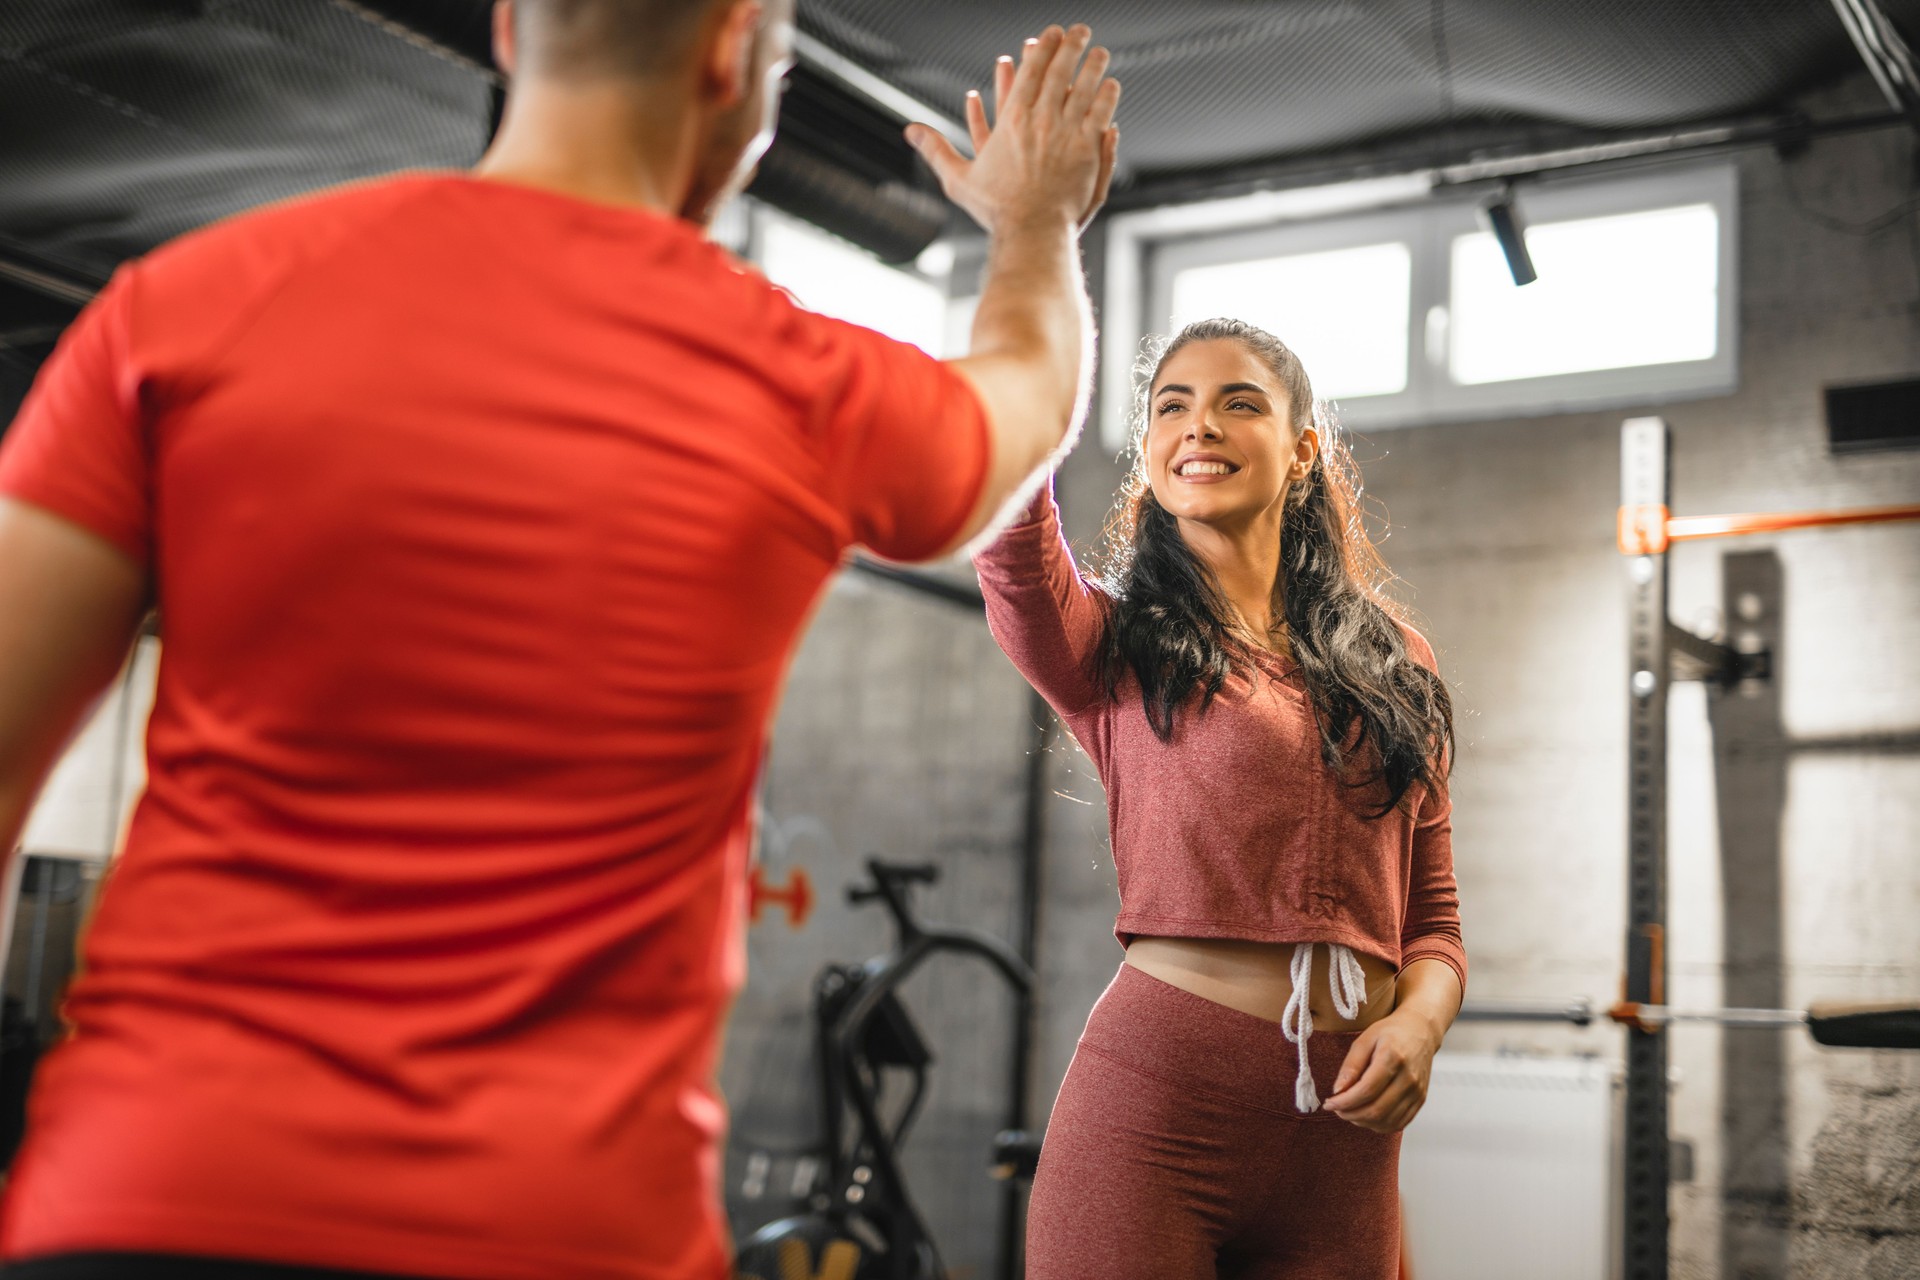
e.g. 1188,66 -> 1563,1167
1025,963 -> 1401,1279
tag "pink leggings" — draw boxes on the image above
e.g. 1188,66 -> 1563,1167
1024,964 -> 1401,1279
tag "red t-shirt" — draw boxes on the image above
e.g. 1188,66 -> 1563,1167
0,174 -> 988,1280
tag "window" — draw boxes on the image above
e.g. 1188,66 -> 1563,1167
1447,203 -> 1720,385
1168,241 -> 1412,400
1114,164 -> 1737,445
752,206 -> 949,357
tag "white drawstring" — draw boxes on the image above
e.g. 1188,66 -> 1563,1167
1279,941 -> 1368,1113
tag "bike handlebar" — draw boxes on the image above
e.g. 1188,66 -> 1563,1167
846,859 -> 940,915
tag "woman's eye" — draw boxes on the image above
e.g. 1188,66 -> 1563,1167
1155,401 -> 1184,416
1229,399 -> 1258,411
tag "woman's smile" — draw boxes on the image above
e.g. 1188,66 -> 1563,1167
1171,451 -> 1241,482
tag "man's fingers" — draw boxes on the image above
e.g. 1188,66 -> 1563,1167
965,90 -> 990,155
1007,27 -> 1065,114
1065,44 -> 1111,118
905,124 -> 970,193
994,55 -> 1015,120
1039,24 -> 1092,112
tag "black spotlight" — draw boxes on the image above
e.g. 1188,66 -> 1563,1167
1480,185 -> 1538,286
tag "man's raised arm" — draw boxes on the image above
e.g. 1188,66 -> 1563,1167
907,24 -> 1120,553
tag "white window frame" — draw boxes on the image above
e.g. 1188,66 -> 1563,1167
1103,163 -> 1739,448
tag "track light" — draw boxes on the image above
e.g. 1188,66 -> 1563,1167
1480,185 -> 1538,286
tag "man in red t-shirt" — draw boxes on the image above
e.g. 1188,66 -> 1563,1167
0,1 -> 1119,1275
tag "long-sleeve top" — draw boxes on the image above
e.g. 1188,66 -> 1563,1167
974,482 -> 1467,995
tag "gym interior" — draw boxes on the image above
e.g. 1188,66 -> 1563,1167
3,3 -> 1919,1278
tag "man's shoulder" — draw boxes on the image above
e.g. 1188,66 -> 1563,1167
136,173 -> 443,289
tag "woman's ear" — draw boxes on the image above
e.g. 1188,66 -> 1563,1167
1291,423 -> 1321,481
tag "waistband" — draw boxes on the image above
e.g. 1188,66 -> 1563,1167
1081,963 -> 1362,1121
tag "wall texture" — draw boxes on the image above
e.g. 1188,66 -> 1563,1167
1031,73 -> 1920,1280
720,568 -> 1039,1278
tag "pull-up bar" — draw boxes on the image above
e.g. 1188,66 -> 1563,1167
1618,501 -> 1920,555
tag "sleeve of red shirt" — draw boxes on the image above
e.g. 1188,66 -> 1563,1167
775,300 -> 991,563
0,266 -> 151,566
1398,624 -> 1468,996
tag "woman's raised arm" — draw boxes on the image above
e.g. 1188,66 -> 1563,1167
972,476 -> 1110,719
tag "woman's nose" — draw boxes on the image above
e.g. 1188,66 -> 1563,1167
1187,415 -> 1222,440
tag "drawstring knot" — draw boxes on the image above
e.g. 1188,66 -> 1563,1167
1279,942 -> 1367,1113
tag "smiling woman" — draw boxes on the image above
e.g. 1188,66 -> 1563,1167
972,315 -> 1465,1278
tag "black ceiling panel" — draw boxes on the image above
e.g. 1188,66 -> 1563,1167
2,0 -> 1917,304
798,0 -> 1920,179
0,0 -> 494,285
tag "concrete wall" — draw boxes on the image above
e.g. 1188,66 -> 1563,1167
721,567 -> 1040,1277
1031,73 -> 1920,1279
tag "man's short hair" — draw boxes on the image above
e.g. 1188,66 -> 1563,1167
514,0 -> 724,79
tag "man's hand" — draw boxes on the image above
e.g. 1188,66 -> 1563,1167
1323,1010 -> 1443,1134
905,25 -> 1120,236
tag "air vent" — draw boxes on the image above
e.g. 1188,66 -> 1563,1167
1826,377 -> 1920,454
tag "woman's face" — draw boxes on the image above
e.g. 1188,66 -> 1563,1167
1143,339 -> 1316,531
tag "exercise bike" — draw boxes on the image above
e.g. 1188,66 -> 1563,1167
734,859 -> 1040,1280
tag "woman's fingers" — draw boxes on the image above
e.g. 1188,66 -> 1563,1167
994,54 -> 1015,121
1328,1026 -> 1384,1101
1334,1075 -> 1412,1130
1080,126 -> 1118,229
1089,76 -> 1122,135
965,90 -> 990,155
1065,43 -> 1112,118
904,124 -> 971,195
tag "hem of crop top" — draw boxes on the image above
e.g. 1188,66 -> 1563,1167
0,1197 -> 723,1280
1113,913 -> 1399,967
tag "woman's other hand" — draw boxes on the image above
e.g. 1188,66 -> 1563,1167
1322,1012 -> 1442,1133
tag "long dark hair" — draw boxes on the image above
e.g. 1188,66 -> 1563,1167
1095,318 -> 1453,816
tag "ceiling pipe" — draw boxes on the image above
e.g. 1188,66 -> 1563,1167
1830,0 -> 1920,130
1112,109 -> 1904,212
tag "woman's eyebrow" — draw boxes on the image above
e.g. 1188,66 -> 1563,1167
1219,382 -> 1270,397
1153,383 -> 1194,398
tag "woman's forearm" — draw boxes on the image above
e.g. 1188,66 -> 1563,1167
1392,957 -> 1463,1046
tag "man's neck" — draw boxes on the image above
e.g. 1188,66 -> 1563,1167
472,77 -> 703,217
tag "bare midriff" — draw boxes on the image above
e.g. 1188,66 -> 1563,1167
1125,936 -> 1400,1031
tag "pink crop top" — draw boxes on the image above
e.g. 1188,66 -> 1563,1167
973,482 -> 1467,995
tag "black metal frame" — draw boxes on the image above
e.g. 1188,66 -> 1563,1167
819,859 -> 1036,1279
1620,415 -> 1674,1280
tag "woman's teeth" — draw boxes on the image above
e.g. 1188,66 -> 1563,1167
1178,461 -> 1232,476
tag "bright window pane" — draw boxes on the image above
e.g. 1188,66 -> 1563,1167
1450,204 -> 1719,385
1169,242 -> 1411,400
757,212 -> 946,356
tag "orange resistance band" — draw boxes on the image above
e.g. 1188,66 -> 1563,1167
1618,502 -> 1920,555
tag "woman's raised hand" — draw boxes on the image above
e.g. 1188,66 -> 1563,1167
906,25 -> 1120,235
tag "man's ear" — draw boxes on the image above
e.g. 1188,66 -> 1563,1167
701,0 -> 763,106
492,0 -> 516,77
